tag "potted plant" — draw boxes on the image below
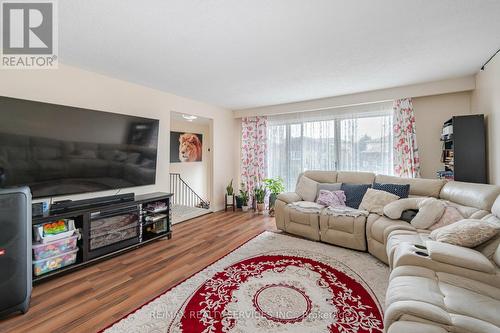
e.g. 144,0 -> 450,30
254,184 -> 266,213
239,183 -> 249,212
235,195 -> 243,209
226,179 -> 234,205
264,177 -> 285,212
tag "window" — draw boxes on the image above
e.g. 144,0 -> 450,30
267,102 -> 393,191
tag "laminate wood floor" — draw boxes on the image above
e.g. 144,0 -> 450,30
0,211 -> 276,333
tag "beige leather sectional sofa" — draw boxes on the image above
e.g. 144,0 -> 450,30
275,170 -> 500,333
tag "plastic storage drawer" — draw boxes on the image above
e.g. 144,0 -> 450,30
32,235 -> 78,260
33,249 -> 78,276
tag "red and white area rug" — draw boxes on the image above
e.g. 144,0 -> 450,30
103,232 -> 389,333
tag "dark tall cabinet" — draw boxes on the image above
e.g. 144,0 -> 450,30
439,115 -> 486,183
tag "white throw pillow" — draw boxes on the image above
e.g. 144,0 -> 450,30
383,197 -> 447,229
359,189 -> 399,215
430,219 -> 500,248
383,197 -> 421,219
295,176 -> 319,202
411,198 -> 446,229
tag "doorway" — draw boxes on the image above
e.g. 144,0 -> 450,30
169,111 -> 213,224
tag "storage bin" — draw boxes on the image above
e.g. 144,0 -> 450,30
33,249 -> 78,276
34,219 -> 77,243
32,235 -> 78,261
150,218 -> 168,234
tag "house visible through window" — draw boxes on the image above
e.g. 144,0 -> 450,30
267,102 -> 393,191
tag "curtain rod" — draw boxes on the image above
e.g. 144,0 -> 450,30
481,47 -> 500,71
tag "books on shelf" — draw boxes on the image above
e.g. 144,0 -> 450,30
437,170 -> 454,180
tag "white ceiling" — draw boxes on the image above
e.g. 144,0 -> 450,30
59,0 -> 500,110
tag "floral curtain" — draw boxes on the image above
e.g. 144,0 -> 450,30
393,98 -> 421,178
241,116 -> 268,204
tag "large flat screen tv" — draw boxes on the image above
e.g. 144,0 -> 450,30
0,96 -> 159,198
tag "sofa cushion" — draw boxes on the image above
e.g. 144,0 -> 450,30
386,267 -> 500,332
317,182 -> 342,193
428,205 -> 464,231
493,195 -> 500,218
439,181 -> 500,211
295,176 -> 318,202
33,146 -> 62,160
387,321 -> 448,333
316,190 -> 346,207
373,182 -> 410,198
411,198 -> 446,229
316,182 -> 342,201
359,188 -> 399,215
337,171 -> 375,184
384,197 -> 446,229
473,214 -> 500,259
384,198 -> 420,219
430,219 -> 500,248
369,214 -> 416,243
375,174 -> 446,197
495,244 -> 500,267
276,192 -> 301,204
426,241 -> 496,273
302,170 -> 337,183
444,200 -> 488,220
341,183 -> 371,208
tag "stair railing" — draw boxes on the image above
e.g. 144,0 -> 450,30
169,173 -> 210,209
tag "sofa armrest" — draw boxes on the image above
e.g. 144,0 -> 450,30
277,192 -> 302,204
426,241 -> 495,273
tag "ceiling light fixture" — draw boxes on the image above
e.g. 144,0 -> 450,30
182,114 -> 198,122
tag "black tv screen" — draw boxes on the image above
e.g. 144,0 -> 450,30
0,96 -> 159,198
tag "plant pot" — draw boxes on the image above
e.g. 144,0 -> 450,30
226,195 -> 234,203
269,193 -> 277,209
256,203 -> 265,213
235,196 -> 243,208
242,205 -> 249,212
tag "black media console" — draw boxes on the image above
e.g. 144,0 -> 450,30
31,192 -> 172,283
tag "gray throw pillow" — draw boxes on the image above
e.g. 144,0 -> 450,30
317,183 -> 342,200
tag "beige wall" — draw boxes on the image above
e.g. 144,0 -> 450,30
169,119 -> 212,202
472,55 -> 500,185
0,64 -> 235,211
233,92 -> 472,181
413,91 -> 472,179
234,76 -> 475,117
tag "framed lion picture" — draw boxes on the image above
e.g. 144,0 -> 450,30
170,131 -> 203,162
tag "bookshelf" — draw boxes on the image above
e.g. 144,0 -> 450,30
438,115 -> 486,183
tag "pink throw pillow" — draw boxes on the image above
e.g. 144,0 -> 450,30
316,190 -> 346,207
428,205 -> 464,231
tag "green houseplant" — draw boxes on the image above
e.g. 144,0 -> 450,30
254,184 -> 266,213
239,183 -> 249,212
226,179 -> 234,196
226,179 -> 234,205
264,177 -> 285,210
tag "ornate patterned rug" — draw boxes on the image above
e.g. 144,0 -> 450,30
102,231 -> 389,333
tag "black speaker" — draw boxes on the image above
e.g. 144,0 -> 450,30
0,187 -> 32,318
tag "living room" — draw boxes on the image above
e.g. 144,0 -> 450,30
0,1 -> 499,333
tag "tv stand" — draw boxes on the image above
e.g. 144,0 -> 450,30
50,193 -> 135,214
32,192 -> 172,283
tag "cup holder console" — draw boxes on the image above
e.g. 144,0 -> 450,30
415,251 -> 429,257
414,244 -> 427,250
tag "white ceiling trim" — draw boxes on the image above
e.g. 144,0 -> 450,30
233,76 -> 476,118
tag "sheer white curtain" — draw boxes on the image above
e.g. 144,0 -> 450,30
267,102 -> 393,191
